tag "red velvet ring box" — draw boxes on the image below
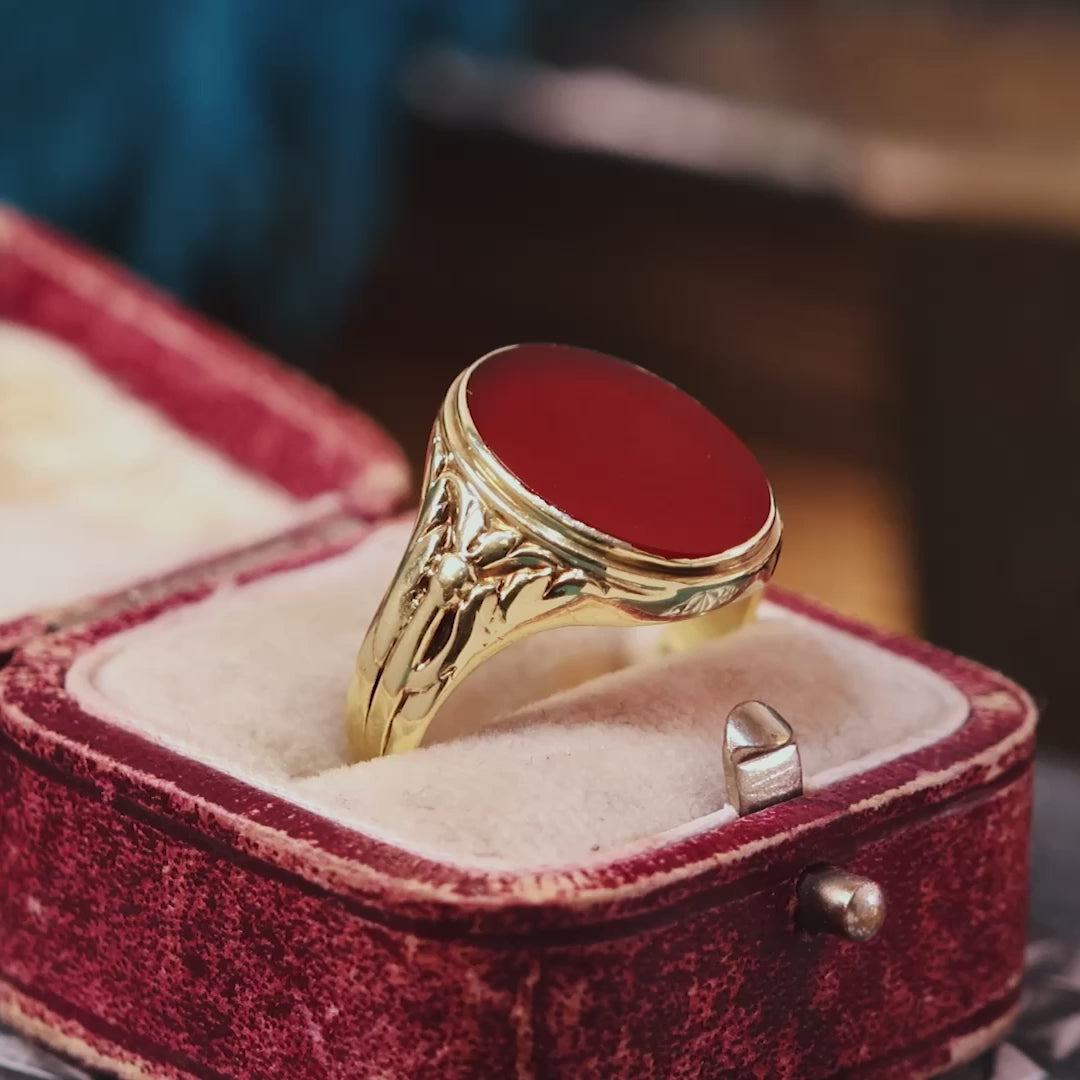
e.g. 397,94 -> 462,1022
0,210 -> 1035,1080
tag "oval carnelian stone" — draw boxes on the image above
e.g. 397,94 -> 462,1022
465,344 -> 772,559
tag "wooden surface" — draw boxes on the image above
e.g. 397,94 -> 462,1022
606,10 -> 1080,232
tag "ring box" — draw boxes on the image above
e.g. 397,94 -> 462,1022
0,210 -> 1035,1079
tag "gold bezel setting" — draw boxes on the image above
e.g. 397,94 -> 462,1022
447,351 -> 782,618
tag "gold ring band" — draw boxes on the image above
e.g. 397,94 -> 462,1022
346,345 -> 782,761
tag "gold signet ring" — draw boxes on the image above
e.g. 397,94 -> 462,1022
346,344 -> 781,760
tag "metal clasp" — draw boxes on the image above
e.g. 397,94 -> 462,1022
722,700 -> 803,816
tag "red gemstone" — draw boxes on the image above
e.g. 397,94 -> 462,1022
465,344 -> 772,559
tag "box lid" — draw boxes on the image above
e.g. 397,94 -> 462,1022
0,208 -> 409,647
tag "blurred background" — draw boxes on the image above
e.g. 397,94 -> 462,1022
0,3 -> 1075,752
3,5 -> 1080,1074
